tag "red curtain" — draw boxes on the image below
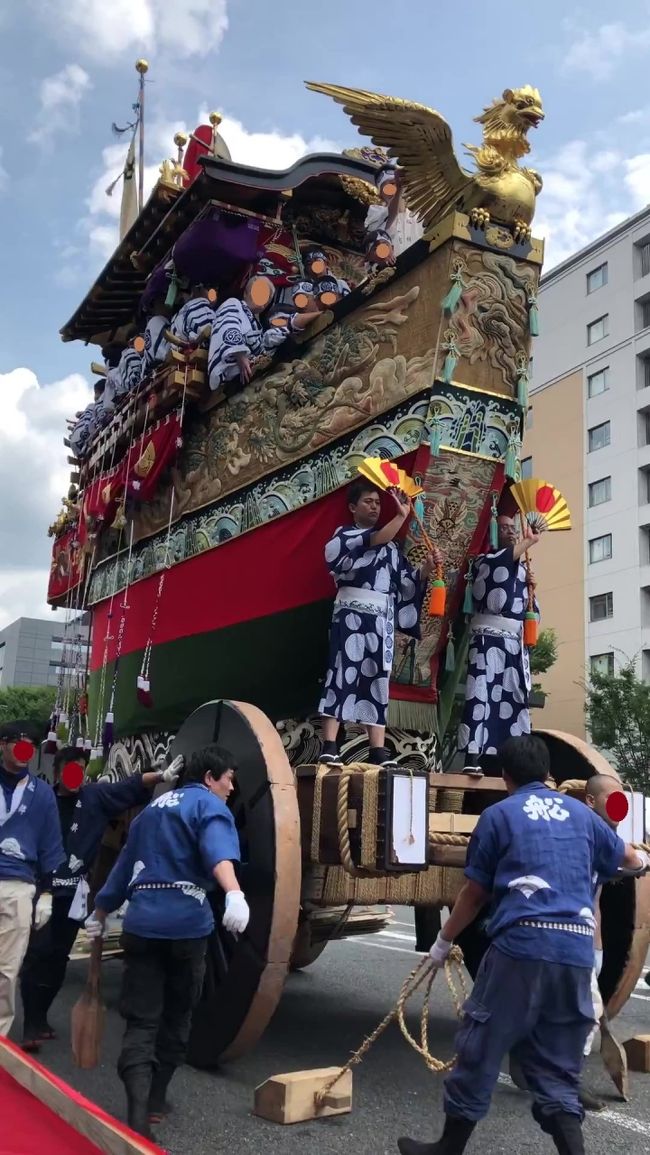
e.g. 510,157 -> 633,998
47,527 -> 84,603
90,452 -> 417,671
126,413 -> 182,502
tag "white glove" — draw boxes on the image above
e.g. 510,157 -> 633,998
33,893 -> 52,931
429,931 -> 452,968
158,754 -> 184,784
222,891 -> 250,935
634,849 -> 650,874
84,911 -> 105,940
594,948 -> 603,977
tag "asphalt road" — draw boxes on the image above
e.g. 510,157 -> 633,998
11,910 -> 650,1155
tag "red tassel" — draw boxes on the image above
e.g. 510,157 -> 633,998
137,675 -> 153,709
524,612 -> 538,647
428,577 -> 447,618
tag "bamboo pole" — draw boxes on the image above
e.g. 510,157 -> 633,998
135,59 -> 148,211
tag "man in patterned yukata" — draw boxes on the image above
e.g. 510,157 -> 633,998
319,480 -> 437,766
458,515 -> 542,775
398,735 -> 650,1155
208,275 -> 289,392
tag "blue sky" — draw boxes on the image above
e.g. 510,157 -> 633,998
2,0 -> 650,625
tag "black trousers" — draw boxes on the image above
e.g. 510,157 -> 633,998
20,894 -> 80,1033
117,932 -> 207,1078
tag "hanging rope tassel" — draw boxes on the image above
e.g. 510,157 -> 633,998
428,404 -> 443,456
428,565 -> 447,617
505,426 -> 521,481
445,628 -> 455,672
102,711 -> 114,753
441,261 -> 465,316
136,673 -> 153,709
516,355 -> 530,410
489,492 -> 499,550
440,329 -> 460,384
463,559 -> 474,616
527,291 -> 540,337
524,551 -> 538,647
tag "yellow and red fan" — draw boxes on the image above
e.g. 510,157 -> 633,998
509,478 -> 572,533
357,458 -> 446,617
357,456 -> 423,499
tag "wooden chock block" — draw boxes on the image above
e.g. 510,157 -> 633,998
253,1067 -> 353,1124
623,1035 -> 650,1072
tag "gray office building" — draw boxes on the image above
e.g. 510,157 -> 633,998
0,616 -> 90,688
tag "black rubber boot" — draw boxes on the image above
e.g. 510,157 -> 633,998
369,746 -> 390,765
578,1085 -> 605,1112
121,1064 -> 155,1140
149,1062 -> 176,1123
398,1115 -> 476,1154
533,1106 -> 585,1155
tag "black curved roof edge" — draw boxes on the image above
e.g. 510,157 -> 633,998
60,151 -> 379,345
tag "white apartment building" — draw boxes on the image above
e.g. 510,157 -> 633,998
525,207 -> 650,732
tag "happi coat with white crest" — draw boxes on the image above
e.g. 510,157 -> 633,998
208,298 -> 288,392
458,544 -> 538,759
318,524 -> 424,727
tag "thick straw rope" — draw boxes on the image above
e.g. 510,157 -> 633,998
316,948 -> 467,1106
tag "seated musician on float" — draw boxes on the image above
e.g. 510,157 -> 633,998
302,246 -> 351,301
101,339 -> 143,415
208,272 -> 319,391
364,164 -> 413,268
140,295 -> 172,379
68,378 -> 106,459
318,480 -> 438,766
458,512 -> 542,777
169,283 -> 216,346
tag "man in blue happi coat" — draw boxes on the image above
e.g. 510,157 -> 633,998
19,746 -> 181,1052
0,721 -> 64,1038
397,735 -> 650,1155
85,744 -> 249,1140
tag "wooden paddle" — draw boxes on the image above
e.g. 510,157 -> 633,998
600,1012 -> 629,1100
71,937 -> 105,1069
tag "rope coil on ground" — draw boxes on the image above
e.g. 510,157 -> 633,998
315,946 -> 467,1106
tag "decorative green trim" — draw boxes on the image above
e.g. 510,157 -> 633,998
88,393 -> 431,605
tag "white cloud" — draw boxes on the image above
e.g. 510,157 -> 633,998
0,369 -> 91,621
535,138 -> 650,269
29,63 -> 91,148
38,0 -> 228,60
562,19 -> 650,79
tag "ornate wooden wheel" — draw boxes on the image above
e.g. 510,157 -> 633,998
171,700 -> 301,1065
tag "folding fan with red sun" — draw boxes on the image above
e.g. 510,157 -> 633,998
357,457 -> 423,499
509,478 -> 572,532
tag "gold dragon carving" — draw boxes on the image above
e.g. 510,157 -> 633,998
306,81 -> 544,243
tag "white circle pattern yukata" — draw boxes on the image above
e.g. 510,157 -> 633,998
458,545 -> 537,758
318,525 -> 424,728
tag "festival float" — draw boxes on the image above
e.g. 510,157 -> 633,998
42,63 -> 650,1072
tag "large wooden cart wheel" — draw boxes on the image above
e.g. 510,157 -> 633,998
171,700 -> 301,1065
537,729 -> 650,1020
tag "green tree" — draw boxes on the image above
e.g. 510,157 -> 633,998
585,659 -> 650,791
529,628 -> 558,678
0,686 -> 57,737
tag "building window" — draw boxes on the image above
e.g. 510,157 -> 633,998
588,420 -> 611,452
640,240 -> 650,278
520,456 -> 533,479
589,533 -> 612,563
642,356 -> 650,391
587,315 -> 609,345
589,592 -> 613,621
587,367 -> 609,397
588,476 -> 611,506
586,263 -> 608,294
590,652 -> 615,677
641,300 -> 650,332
